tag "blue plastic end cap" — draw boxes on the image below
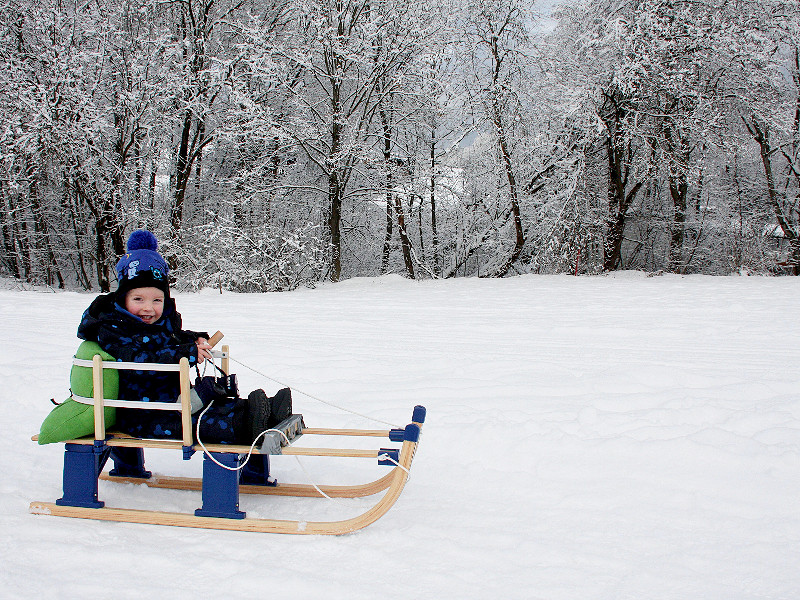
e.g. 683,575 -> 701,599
404,423 -> 421,443
412,405 -> 426,424
389,428 -> 405,442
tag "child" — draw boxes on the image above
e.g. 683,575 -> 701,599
77,230 -> 290,444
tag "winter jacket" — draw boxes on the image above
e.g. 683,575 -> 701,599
77,293 -> 244,442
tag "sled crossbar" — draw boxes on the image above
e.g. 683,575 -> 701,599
31,432 -> 393,459
31,338 -> 426,534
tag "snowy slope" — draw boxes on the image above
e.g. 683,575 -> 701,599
2,273 -> 799,599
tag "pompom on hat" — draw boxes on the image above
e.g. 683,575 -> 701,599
115,230 -> 169,298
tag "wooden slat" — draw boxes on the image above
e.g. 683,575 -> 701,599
221,344 -> 230,375
50,435 -> 388,458
49,436 -> 246,452
179,357 -> 192,447
93,355 -> 105,441
99,470 -> 397,498
302,427 -> 391,438
28,502 -> 351,535
281,447 -> 380,458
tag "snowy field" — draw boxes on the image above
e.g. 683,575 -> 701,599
2,273 -> 799,599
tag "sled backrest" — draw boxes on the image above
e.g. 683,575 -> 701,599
71,354 -> 194,446
70,331 -> 227,447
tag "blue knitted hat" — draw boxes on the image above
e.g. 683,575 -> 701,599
115,230 -> 169,298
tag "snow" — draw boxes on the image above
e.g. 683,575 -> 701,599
3,272 -> 799,599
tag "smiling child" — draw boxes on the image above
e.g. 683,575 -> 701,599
76,230 -> 289,443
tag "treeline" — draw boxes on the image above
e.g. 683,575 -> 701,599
1,0 -> 798,291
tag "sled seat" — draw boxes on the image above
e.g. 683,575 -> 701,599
31,338 -> 426,534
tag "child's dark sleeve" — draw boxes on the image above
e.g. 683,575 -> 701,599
184,329 -> 211,341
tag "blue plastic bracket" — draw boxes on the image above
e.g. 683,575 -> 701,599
182,445 -> 195,460
378,448 -> 400,466
195,452 -> 246,519
404,424 -> 421,443
390,405 -> 425,441
56,442 -> 110,509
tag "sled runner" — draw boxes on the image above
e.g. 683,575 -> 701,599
30,334 -> 425,535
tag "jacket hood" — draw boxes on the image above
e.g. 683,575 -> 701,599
77,292 -> 177,342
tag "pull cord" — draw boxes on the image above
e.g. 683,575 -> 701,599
228,356 -> 403,429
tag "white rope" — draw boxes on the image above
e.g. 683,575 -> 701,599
377,452 -> 410,477
194,405 -> 345,503
292,455 -> 335,500
194,400 -> 291,472
228,356 -> 403,429
293,452 -> 409,501
194,352 -> 281,473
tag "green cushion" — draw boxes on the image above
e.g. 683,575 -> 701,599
38,341 -> 119,444
37,398 -> 117,444
70,341 -> 119,399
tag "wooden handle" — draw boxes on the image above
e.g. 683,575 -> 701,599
208,331 -> 224,347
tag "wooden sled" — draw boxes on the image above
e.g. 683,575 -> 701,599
30,333 -> 425,535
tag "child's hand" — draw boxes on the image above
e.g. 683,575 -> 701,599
195,338 -> 213,363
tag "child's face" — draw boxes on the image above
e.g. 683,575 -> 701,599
124,287 -> 165,324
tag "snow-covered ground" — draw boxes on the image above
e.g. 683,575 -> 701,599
2,273 -> 798,599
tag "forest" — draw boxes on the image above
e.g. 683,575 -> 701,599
2,0 -> 799,291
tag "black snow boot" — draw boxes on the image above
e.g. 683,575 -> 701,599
268,388 -> 292,427
247,389 -> 271,441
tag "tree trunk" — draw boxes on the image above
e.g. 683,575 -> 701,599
603,132 -> 636,271
328,171 -> 343,281
745,115 -> 799,274
382,192 -> 393,273
172,108 -> 193,234
95,215 -> 112,293
430,137 -> 440,276
394,195 -> 415,278
327,42 -> 344,282
65,184 -> 92,290
667,171 -> 688,273
599,86 -> 644,272
379,99 -> 415,278
489,66 -> 524,277
604,207 -> 627,271
493,114 -> 524,276
0,181 -> 22,279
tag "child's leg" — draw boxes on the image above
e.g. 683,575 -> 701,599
108,447 -> 151,479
